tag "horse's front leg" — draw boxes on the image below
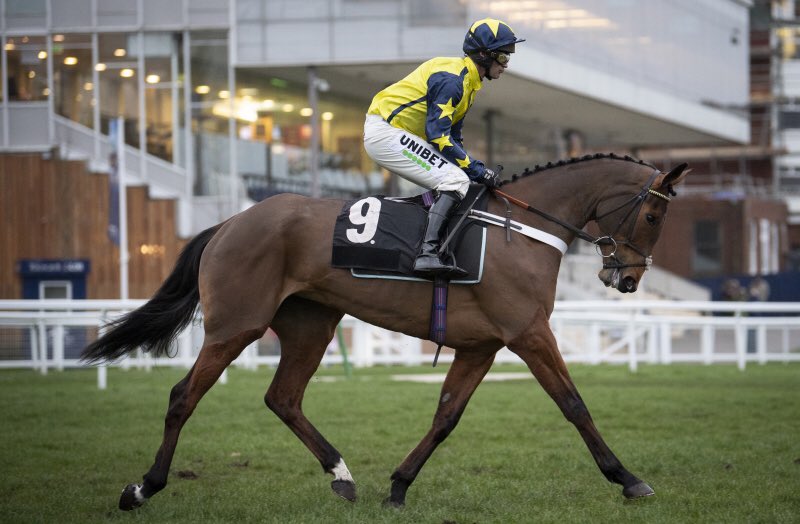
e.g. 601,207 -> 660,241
508,308 -> 654,499
385,350 -> 495,507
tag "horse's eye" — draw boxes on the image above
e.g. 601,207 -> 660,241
646,213 -> 657,225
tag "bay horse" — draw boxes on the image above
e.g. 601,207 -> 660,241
82,154 -> 689,511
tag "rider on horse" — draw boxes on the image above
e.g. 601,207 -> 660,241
364,18 -> 525,276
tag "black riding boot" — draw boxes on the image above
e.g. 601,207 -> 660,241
413,191 -> 467,277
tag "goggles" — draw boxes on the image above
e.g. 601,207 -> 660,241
489,50 -> 511,66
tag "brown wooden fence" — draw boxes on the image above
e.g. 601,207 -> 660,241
0,153 -> 187,298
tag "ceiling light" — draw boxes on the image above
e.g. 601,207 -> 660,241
63,56 -> 78,65
114,48 -> 126,57
146,74 -> 160,84
120,68 -> 134,78
218,90 -> 230,99
38,51 -> 47,60
195,85 -> 210,95
300,108 -> 313,117
322,112 -> 333,121
282,104 -> 294,112
95,63 -> 107,71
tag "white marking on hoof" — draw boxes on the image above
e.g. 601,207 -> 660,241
132,484 -> 145,503
331,458 -> 354,483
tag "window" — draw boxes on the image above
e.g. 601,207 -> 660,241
5,35 -> 48,101
52,34 -> 93,127
693,220 -> 722,274
39,281 -> 72,300
779,110 -> 800,129
98,33 -> 139,147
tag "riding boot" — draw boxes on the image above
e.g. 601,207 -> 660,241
413,191 -> 467,277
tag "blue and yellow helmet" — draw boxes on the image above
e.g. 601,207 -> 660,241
463,18 -> 525,54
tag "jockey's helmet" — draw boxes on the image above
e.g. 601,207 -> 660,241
463,18 -> 525,55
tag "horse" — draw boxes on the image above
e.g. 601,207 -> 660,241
82,154 -> 689,511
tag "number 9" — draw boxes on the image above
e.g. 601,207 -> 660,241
346,197 -> 381,243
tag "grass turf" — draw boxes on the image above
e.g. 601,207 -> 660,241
1,363 -> 798,523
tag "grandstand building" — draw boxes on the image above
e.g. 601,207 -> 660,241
1,0 -> 770,299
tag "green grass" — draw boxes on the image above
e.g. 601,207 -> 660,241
1,363 -> 799,523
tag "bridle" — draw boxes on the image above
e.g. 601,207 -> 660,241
493,168 -> 671,271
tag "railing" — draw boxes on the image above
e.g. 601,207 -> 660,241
1,300 -> 799,389
53,115 -> 189,199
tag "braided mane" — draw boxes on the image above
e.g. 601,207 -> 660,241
508,153 -> 657,184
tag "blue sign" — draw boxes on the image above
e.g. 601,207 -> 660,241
17,259 -> 91,299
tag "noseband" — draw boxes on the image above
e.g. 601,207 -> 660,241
493,169 -> 671,270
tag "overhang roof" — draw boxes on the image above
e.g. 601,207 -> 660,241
268,62 -> 749,149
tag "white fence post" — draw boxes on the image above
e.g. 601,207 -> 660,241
735,313 -> 747,371
37,320 -> 48,375
627,312 -> 637,372
98,365 -> 107,390
659,322 -> 671,364
53,324 -> 64,372
701,325 -> 713,365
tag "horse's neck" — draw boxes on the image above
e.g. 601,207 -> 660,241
509,168 -> 601,229
502,162 -> 645,236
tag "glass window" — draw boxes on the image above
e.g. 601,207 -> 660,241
191,30 -> 229,195
5,35 -> 48,101
52,34 -> 93,128
98,33 -> 139,148
234,67 -> 375,198
779,110 -> 800,130
693,220 -> 722,274
143,33 -> 183,163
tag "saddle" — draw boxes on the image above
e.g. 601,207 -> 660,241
330,185 -> 489,283
331,186 -> 490,363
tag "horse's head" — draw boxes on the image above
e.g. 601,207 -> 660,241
596,163 -> 689,293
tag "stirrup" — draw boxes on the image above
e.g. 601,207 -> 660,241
413,255 -> 467,278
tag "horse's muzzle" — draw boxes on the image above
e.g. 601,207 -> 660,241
598,268 -> 639,293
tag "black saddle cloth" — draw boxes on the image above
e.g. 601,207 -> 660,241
330,186 -> 488,283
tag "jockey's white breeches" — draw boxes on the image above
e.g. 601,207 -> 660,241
363,114 -> 470,198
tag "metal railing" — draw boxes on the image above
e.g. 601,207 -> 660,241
1,299 -> 799,389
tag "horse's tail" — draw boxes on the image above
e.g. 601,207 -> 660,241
81,224 -> 223,364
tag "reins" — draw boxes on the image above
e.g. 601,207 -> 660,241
492,169 -> 670,270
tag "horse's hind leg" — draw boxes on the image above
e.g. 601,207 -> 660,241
265,297 -> 354,500
508,308 -> 653,499
118,326 -> 265,510
385,350 -> 496,507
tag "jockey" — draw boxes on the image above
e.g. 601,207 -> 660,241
364,18 -> 525,276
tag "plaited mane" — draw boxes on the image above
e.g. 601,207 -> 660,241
507,153 -> 657,184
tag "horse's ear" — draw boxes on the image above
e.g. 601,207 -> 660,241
660,163 -> 690,189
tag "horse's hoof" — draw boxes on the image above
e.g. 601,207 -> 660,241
118,483 -> 145,511
382,496 -> 404,509
331,480 -> 356,502
623,481 -> 654,499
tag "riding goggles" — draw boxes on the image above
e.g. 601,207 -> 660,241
490,50 -> 511,66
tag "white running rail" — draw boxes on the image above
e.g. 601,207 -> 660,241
1,300 -> 799,389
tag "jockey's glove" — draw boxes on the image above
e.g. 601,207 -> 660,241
480,168 -> 501,188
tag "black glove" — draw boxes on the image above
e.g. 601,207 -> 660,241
480,168 -> 501,188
